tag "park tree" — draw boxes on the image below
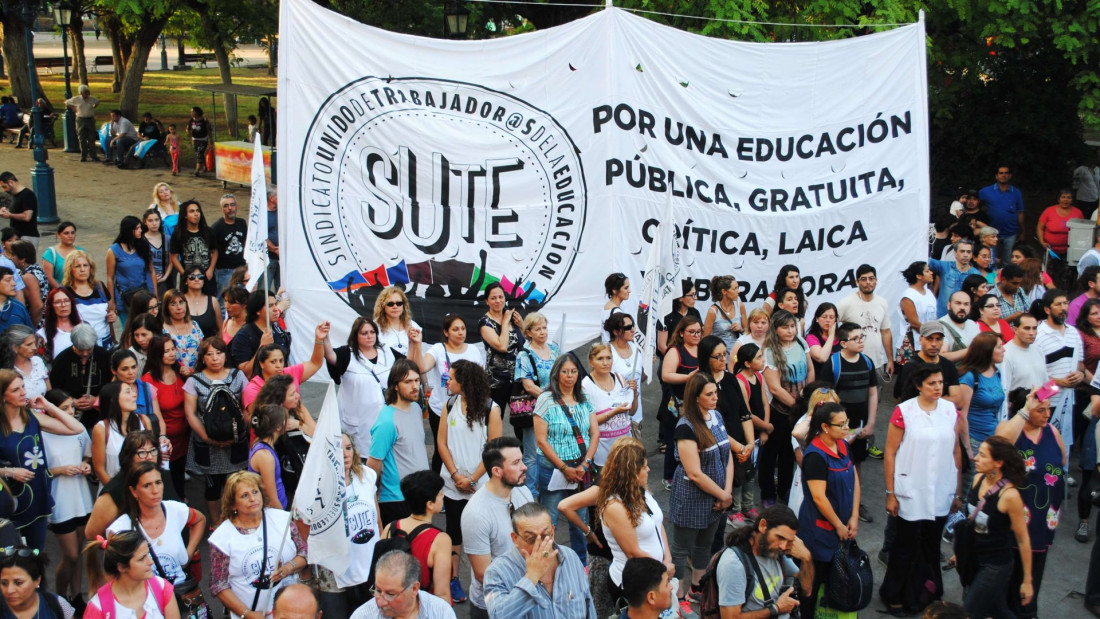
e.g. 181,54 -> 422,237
93,0 -> 174,119
0,2 -> 48,109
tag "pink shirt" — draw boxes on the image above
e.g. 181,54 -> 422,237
242,363 -> 305,408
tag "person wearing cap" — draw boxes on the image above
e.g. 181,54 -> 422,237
894,321 -> 962,406
956,189 -> 990,231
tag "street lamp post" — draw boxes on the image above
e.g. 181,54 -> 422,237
159,35 -> 168,71
24,0 -> 59,225
443,0 -> 469,39
52,1 -> 78,154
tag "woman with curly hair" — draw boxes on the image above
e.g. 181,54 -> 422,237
559,436 -> 672,617
435,359 -> 500,603
372,285 -> 420,357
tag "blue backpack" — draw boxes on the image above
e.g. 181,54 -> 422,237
829,351 -> 874,386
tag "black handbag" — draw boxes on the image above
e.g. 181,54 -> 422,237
824,539 -> 873,611
954,478 -> 1007,587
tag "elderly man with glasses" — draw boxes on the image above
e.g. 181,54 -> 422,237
350,551 -> 456,619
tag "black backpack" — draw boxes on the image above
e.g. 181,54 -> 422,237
366,522 -> 436,592
194,370 -> 246,443
825,540 -> 873,612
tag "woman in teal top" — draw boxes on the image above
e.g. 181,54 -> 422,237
958,332 -> 1006,458
39,221 -> 83,289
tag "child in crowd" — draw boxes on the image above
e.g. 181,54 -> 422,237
166,124 -> 181,176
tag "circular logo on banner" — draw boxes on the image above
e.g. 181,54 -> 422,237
299,77 -> 586,327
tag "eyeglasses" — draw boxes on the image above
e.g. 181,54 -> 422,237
845,335 -> 866,342
148,303 -> 159,310
135,448 -> 158,458
711,352 -> 728,359
828,420 -> 851,428
857,276 -> 877,283
984,304 -> 999,309
187,274 -> 204,281
622,324 -> 635,330
371,584 -> 411,602
685,329 -> 702,336
0,547 -> 38,557
385,301 -> 404,308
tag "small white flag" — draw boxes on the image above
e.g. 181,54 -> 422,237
292,382 -> 350,575
243,134 -> 269,292
636,198 -> 681,383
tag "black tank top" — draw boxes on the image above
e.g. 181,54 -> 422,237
967,479 -> 1014,563
669,344 -> 698,401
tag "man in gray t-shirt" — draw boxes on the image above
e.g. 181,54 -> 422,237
461,437 -> 533,618
716,506 -> 812,619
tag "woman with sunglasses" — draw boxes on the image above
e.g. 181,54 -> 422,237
241,320 -> 329,411
372,286 -> 420,357
480,282 -> 526,411
415,314 -> 480,472
107,461 -> 206,587
0,369 -> 85,550
85,430 -> 178,540
161,290 -> 203,377
182,266 -> 222,340
600,273 -> 631,343
0,545 -> 77,619
325,316 -> 405,457
604,312 -> 645,437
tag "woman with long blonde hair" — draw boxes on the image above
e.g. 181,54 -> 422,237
372,285 -> 420,357
62,249 -> 116,347
149,182 -> 180,237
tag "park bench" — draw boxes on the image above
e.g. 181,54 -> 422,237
33,57 -> 67,73
92,55 -> 113,72
180,52 -> 216,68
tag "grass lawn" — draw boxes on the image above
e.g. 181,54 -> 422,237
35,67 -> 276,162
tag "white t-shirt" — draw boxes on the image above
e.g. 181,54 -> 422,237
582,375 -> 634,466
898,287 -> 937,352
424,342 -> 484,414
439,394 -> 492,501
1001,340 -> 1049,394
108,500 -> 192,585
610,341 -> 644,424
43,430 -> 94,523
378,320 -> 420,357
938,317 -> 981,353
836,292 -> 892,366
338,468 -> 381,588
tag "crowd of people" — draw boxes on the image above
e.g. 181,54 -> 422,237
0,163 -> 1096,619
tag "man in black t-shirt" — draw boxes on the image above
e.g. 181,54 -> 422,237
818,322 -> 880,523
210,193 -> 247,294
0,172 -> 39,247
893,321 -> 961,407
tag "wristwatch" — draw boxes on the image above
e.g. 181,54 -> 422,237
767,602 -> 779,618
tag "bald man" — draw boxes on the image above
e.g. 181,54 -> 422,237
273,584 -> 321,619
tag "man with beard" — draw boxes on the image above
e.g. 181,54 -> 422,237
1001,314 -> 1049,398
1034,289 -> 1085,473
929,239 -> 980,317
715,505 -> 813,619
462,436 -> 534,619
938,291 -> 980,363
837,264 -> 894,377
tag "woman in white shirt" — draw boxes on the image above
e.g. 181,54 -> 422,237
558,437 -> 672,608
338,433 -> 381,611
604,312 -> 645,432
415,314 -> 484,473
1,325 -> 49,401
372,286 -> 420,356
323,316 -> 405,456
436,360 -> 501,599
107,461 -> 206,586
82,530 -> 180,619
583,343 -> 637,469
898,261 -> 938,357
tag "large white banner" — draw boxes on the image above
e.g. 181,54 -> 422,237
278,0 -> 929,356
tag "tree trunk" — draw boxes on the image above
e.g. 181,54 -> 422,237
197,16 -> 237,137
105,18 -> 123,92
70,15 -> 88,86
176,38 -> 185,66
266,36 -> 275,76
1,12 -> 39,108
118,16 -> 171,121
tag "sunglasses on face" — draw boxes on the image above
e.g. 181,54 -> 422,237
0,547 -> 38,557
385,301 -> 404,307
187,274 -> 204,281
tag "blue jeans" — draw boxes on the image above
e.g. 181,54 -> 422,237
537,455 -> 587,564
522,427 -> 540,500
997,234 -> 1018,267
215,268 -> 234,297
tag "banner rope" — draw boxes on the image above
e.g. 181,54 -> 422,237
464,0 -> 914,29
